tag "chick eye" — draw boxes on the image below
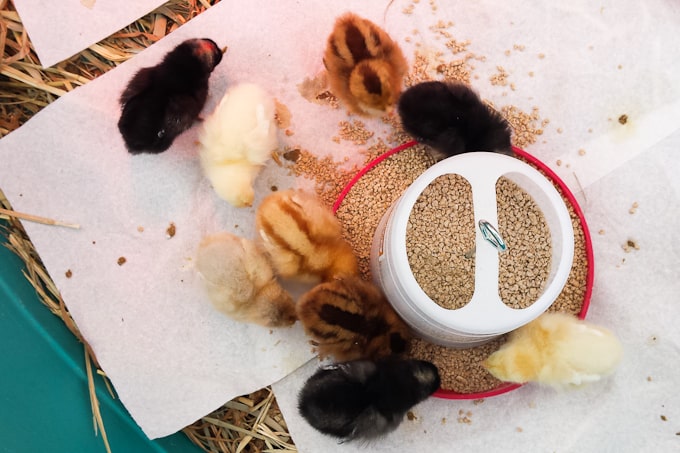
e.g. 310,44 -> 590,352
157,129 -> 166,138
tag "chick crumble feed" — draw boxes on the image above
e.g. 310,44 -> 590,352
337,120 -> 375,145
405,175 -> 553,311
496,177 -> 551,309
406,174 -> 476,310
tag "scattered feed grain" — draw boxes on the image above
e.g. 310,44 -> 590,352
490,66 -> 509,86
337,120 -> 374,145
166,222 -> 176,238
335,145 -> 435,277
500,105 -> 545,149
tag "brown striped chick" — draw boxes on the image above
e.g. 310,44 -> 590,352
297,276 -> 411,362
484,312 -> 623,389
255,189 -> 359,283
195,232 -> 297,327
323,12 -> 408,117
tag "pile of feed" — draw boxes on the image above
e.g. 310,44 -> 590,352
405,173 -> 553,312
406,174 -> 477,310
496,176 -> 553,309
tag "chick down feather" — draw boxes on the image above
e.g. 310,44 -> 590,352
298,358 -> 440,441
199,83 -> 278,207
484,312 -> 623,389
195,232 -> 296,327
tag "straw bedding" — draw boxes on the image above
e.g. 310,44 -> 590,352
1,1 -> 294,452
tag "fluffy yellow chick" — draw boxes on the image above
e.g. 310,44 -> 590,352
195,232 -> 297,327
255,189 -> 359,282
323,12 -> 408,116
484,312 -> 623,389
199,83 -> 278,207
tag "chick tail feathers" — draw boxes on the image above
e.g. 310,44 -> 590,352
195,235 -> 256,317
252,282 -> 297,327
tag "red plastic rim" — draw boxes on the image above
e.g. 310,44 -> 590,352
333,142 -> 595,400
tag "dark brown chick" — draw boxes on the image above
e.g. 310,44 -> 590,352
323,13 -> 408,116
297,276 -> 410,362
118,38 -> 224,154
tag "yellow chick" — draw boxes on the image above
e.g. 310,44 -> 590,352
255,189 -> 359,282
324,12 -> 408,116
195,232 -> 297,327
484,312 -> 623,389
199,83 -> 278,207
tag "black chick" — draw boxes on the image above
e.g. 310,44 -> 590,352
118,38 -> 224,154
298,358 -> 440,441
397,81 -> 513,160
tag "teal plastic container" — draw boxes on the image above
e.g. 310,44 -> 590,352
0,220 -> 203,453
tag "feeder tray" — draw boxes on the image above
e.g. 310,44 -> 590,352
333,143 -> 594,399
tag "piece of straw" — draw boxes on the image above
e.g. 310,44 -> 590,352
0,207 -> 80,229
85,346 -> 112,453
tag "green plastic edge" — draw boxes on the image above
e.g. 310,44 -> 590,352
0,221 -> 203,453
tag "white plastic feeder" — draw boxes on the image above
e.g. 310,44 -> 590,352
370,152 -> 574,347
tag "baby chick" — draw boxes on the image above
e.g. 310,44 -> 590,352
397,81 -> 513,160
199,83 -> 278,207
118,38 -> 224,154
297,275 -> 410,362
195,232 -> 296,328
298,358 -> 440,441
484,312 -> 623,389
255,189 -> 359,282
324,13 -> 408,116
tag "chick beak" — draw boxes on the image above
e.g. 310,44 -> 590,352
221,46 -> 228,54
